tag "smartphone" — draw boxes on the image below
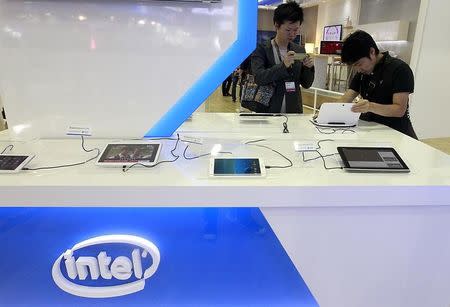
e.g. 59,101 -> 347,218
293,53 -> 308,61
209,157 -> 266,177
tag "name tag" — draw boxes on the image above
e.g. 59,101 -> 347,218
285,81 -> 296,93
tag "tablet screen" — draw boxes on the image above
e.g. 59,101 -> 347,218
0,155 -> 29,171
338,147 -> 408,170
98,144 -> 160,163
214,158 -> 261,175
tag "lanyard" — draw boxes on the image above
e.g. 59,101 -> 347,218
272,39 -> 288,63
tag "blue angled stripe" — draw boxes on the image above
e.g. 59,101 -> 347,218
145,0 -> 257,137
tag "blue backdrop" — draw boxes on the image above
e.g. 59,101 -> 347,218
0,207 -> 318,306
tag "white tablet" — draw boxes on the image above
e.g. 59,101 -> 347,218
209,157 -> 266,177
313,102 -> 360,127
0,154 -> 35,173
97,143 -> 161,167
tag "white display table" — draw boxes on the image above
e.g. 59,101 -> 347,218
1,113 -> 448,206
1,113 -> 449,307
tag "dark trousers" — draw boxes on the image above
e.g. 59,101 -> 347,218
238,71 -> 247,102
222,74 -> 232,96
231,75 -> 239,101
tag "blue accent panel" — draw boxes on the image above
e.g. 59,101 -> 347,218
145,0 -> 258,137
258,0 -> 283,5
0,207 -> 318,306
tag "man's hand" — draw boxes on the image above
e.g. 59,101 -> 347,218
302,55 -> 314,68
351,99 -> 371,113
283,51 -> 295,68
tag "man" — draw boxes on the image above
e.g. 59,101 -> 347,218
221,74 -> 232,97
251,1 -> 314,113
231,67 -> 240,102
340,30 -> 417,138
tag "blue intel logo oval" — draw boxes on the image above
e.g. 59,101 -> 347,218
52,235 -> 160,298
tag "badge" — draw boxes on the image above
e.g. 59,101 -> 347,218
285,81 -> 296,93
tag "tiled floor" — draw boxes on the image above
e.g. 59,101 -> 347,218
203,87 -> 241,113
203,86 -> 314,115
421,138 -> 450,155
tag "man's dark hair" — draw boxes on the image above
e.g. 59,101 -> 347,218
341,30 -> 380,65
273,1 -> 304,26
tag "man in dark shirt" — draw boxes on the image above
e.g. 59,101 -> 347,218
340,30 -> 417,139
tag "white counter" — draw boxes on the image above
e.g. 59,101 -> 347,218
0,113 -> 448,207
1,113 -> 450,307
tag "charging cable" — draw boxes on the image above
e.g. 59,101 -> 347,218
299,139 -> 343,170
183,144 -> 232,160
122,134 -> 181,172
23,135 -> 100,171
281,115 -> 289,133
1,144 -> 14,154
245,139 -> 293,169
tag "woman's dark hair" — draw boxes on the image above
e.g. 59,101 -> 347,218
341,30 -> 380,65
273,1 -> 304,26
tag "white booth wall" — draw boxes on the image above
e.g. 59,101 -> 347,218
359,0 -> 420,64
410,0 -> 450,139
0,0 -> 238,139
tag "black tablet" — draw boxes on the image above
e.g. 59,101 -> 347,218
337,147 -> 410,173
0,154 -> 35,173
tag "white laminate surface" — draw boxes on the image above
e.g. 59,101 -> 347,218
1,113 -> 450,307
0,113 -> 449,206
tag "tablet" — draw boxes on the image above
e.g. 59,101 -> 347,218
337,147 -> 409,173
0,154 -> 35,173
210,157 -> 266,177
312,103 -> 359,127
97,143 -> 161,167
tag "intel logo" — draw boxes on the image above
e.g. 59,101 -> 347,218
52,235 -> 160,298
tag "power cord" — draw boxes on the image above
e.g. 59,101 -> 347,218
317,139 -> 334,149
122,134 -> 181,172
281,115 -> 289,133
312,150 -> 343,170
245,139 -> 293,169
23,135 -> 100,171
300,139 -> 343,170
302,152 -> 339,162
315,126 -> 355,135
244,138 -> 266,145
301,139 -> 336,162
182,145 -> 232,160
1,144 -> 14,154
